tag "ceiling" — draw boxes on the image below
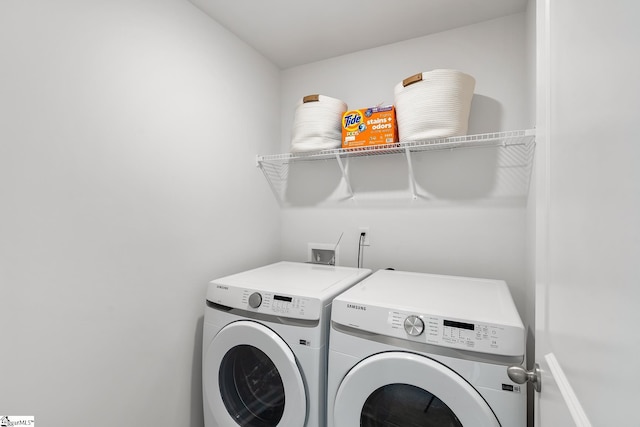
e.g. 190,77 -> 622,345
188,0 -> 528,69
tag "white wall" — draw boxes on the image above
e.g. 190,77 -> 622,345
278,14 -> 532,319
0,1 -> 280,425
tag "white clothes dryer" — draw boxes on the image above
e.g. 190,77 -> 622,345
327,269 -> 526,427
203,261 -> 371,427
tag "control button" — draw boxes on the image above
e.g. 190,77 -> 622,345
404,315 -> 425,336
248,292 -> 262,309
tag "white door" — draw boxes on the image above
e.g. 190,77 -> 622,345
333,352 -> 500,427
203,321 -> 307,427
534,1 -> 640,426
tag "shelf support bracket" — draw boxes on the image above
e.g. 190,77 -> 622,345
334,154 -> 354,200
256,160 -> 285,206
404,148 -> 418,200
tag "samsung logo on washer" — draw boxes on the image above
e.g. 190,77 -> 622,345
346,303 -> 367,311
216,285 -> 228,290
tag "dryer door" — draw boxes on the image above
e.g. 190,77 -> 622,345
334,352 -> 499,427
204,321 -> 306,427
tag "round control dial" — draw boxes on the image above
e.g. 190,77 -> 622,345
248,292 -> 262,309
404,315 -> 425,336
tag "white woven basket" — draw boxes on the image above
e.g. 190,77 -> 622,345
290,94 -> 347,153
394,69 -> 475,141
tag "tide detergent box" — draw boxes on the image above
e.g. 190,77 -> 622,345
341,105 -> 398,148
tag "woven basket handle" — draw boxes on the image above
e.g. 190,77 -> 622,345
402,73 -> 423,87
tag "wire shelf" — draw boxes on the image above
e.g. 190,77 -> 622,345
256,129 -> 536,166
256,129 -> 536,204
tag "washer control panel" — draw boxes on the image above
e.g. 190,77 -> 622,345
391,311 -> 507,353
208,284 -> 320,320
388,311 -> 511,353
331,298 -> 523,356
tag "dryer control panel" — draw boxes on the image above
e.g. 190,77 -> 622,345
208,284 -> 322,321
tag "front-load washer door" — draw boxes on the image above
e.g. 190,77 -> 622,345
204,320 -> 306,427
333,352 -> 499,427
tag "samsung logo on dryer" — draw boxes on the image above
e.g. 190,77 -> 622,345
346,303 -> 367,311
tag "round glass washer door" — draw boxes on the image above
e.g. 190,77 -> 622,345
333,352 -> 500,427
204,321 -> 306,427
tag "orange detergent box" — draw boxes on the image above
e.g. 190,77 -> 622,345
341,105 -> 398,148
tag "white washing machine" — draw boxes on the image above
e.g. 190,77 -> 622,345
327,269 -> 526,427
202,261 -> 371,427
